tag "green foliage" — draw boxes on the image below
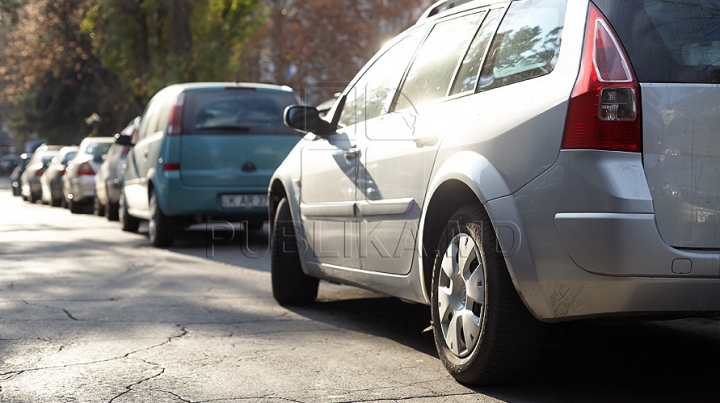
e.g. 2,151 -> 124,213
82,0 -> 262,104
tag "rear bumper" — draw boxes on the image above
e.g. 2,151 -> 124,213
157,173 -> 268,220
492,150 -> 720,321
71,176 -> 96,202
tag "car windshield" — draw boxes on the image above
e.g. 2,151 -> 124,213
182,89 -> 299,135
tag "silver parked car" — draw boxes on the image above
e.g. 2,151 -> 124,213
40,146 -> 78,207
20,145 -> 61,203
63,137 -> 114,214
272,0 -> 720,385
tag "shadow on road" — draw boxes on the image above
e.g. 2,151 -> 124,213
291,293 -> 720,403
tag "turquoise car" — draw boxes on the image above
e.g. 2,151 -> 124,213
120,82 -> 302,247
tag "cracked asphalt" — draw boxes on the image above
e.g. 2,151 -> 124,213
2,176 -> 720,402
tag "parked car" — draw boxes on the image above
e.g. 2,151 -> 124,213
120,82 -> 302,247
94,117 -> 139,220
40,146 -> 79,207
1,155 -> 18,173
271,0 -> 720,385
10,153 -> 32,196
63,137 -> 114,214
20,145 -> 61,203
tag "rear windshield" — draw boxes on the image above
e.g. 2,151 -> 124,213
84,142 -> 111,158
594,0 -> 720,83
182,90 -> 298,135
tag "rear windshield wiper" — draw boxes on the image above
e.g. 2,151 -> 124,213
194,125 -> 252,132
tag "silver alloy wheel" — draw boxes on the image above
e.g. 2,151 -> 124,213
438,233 -> 485,358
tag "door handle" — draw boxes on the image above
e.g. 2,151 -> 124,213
143,149 -> 149,161
344,148 -> 361,159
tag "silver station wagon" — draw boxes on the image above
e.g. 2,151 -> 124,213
270,0 -> 720,384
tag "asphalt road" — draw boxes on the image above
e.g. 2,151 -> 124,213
1,176 -> 720,402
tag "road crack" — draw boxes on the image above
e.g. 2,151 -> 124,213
108,360 -> 165,403
0,325 -> 188,381
22,300 -> 78,321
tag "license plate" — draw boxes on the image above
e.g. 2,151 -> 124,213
221,194 -> 268,209
697,209 -> 716,223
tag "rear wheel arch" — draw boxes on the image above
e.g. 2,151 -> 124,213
421,180 -> 483,303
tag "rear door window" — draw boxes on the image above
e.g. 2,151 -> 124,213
594,0 -> 720,83
182,90 -> 298,135
451,8 -> 504,95
395,11 -> 486,111
338,29 -> 425,128
478,0 -> 566,91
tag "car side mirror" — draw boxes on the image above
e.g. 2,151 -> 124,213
115,135 -> 133,146
284,106 -> 322,132
284,95 -> 346,137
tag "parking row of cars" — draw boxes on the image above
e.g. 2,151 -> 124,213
11,136 -> 122,213
10,83 -> 303,244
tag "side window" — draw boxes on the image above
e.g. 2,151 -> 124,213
338,29 -> 424,128
450,8 -> 504,95
154,94 -> 172,134
478,0 -> 566,91
395,12 -> 485,111
135,100 -> 155,143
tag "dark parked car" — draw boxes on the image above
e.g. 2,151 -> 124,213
1,155 -> 18,173
10,153 -> 32,196
94,117 -> 139,220
40,146 -> 79,207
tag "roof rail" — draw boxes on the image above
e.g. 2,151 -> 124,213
417,0 -> 476,24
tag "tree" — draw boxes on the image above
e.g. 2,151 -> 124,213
239,0 -> 434,105
0,0 -> 136,144
81,0 -> 263,105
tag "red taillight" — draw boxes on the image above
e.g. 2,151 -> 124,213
167,92 -> 186,136
163,163 -> 181,171
78,162 -> 95,176
59,169 -> 66,177
36,168 -> 45,177
562,4 -> 640,152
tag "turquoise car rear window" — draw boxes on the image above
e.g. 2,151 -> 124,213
182,90 -> 298,135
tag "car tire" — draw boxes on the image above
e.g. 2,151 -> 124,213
148,190 -> 175,247
93,196 -> 106,217
431,204 -> 544,386
270,198 -> 318,305
119,192 -> 139,233
246,219 -> 265,232
51,196 -> 62,208
69,198 -> 83,214
30,192 -> 39,204
106,201 -> 120,221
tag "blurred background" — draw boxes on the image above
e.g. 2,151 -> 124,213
0,0 -> 433,151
